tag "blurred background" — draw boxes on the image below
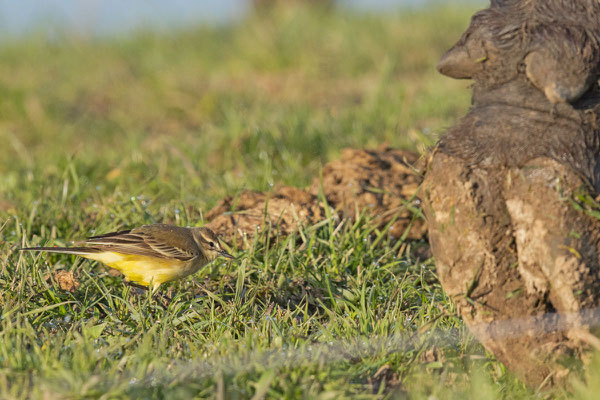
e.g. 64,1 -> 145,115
0,1 -> 483,37
0,0 -> 483,230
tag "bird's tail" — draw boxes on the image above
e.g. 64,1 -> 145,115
19,246 -> 101,256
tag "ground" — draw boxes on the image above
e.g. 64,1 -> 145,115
0,3 -> 597,399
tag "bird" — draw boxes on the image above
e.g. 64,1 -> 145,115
20,224 -> 234,292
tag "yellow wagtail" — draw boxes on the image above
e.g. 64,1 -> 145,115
20,224 -> 233,292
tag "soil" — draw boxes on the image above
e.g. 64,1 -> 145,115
308,147 -> 426,240
205,186 -> 327,246
205,147 -> 426,246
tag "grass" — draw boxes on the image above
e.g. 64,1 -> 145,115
0,3 -> 593,398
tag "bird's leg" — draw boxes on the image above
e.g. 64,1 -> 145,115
124,281 -> 172,307
124,281 -> 153,302
125,281 -> 151,292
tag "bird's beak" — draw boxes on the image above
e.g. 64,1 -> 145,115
219,250 -> 235,259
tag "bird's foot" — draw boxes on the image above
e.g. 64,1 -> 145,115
125,281 -> 172,307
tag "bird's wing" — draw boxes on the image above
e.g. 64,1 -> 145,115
84,224 -> 199,261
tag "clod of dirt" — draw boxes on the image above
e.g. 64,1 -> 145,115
205,186 -> 327,246
51,270 -> 79,293
205,147 -> 426,246
309,147 -> 425,239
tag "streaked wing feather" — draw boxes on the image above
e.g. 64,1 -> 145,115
83,227 -> 197,261
86,229 -> 132,240
85,233 -> 145,246
144,237 -> 197,260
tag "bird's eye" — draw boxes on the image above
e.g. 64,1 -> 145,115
208,241 -> 215,248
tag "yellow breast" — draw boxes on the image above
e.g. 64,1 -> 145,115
83,252 -> 192,290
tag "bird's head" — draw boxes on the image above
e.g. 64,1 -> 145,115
192,227 -> 234,261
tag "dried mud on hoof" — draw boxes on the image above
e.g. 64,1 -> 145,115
422,153 -> 600,387
205,147 -> 426,246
